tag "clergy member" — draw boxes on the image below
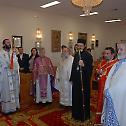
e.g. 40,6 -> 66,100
0,39 -> 20,114
55,45 -> 74,106
95,47 -> 117,125
70,39 -> 93,121
101,41 -> 126,126
33,47 -> 55,103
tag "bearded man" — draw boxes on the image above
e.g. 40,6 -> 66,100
0,39 -> 20,114
33,48 -> 55,103
101,41 -> 126,126
95,47 -> 117,125
70,39 -> 93,121
55,46 -> 74,106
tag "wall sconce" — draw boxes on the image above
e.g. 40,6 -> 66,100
68,32 -> 74,41
91,34 -> 96,50
35,28 -> 42,48
91,34 -> 96,42
36,28 -> 42,41
68,32 -> 74,54
35,41 -> 41,48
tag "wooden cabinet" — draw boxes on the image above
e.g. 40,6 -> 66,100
20,73 -> 34,108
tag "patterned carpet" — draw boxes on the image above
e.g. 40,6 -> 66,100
0,91 -> 97,126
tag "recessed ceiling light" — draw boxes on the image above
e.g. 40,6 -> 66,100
105,19 -> 122,23
40,1 -> 60,8
80,12 -> 98,17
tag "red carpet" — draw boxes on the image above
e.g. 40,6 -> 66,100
0,91 -> 97,126
0,92 -> 70,126
0,105 -> 69,126
39,109 -> 68,126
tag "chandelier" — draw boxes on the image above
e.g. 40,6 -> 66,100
71,0 -> 103,16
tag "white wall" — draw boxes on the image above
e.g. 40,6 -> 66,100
0,6 -> 126,65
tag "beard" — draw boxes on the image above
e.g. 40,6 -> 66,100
61,53 -> 68,60
3,44 -> 11,50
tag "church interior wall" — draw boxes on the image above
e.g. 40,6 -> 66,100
0,5 -> 126,65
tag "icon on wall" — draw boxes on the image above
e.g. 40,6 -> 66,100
12,35 -> 22,48
51,30 -> 61,52
78,32 -> 87,43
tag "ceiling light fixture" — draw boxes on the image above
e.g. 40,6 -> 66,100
40,1 -> 60,8
105,19 -> 122,23
80,11 -> 98,16
71,0 -> 102,16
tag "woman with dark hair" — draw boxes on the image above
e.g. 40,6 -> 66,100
29,48 -> 39,95
73,44 -> 79,56
29,48 -> 39,72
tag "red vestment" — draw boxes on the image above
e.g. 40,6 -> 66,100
95,58 -> 118,125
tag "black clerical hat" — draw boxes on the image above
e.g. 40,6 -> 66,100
77,39 -> 86,45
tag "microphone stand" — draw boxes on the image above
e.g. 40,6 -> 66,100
78,50 -> 85,121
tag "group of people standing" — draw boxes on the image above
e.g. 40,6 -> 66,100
0,38 -> 55,114
58,39 -> 126,125
94,41 -> 126,126
0,37 -> 126,126
0,38 -> 93,123
56,39 -> 93,122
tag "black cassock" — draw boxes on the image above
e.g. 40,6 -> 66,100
70,50 -> 93,121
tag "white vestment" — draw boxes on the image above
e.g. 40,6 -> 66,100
0,49 -> 20,113
102,59 -> 126,126
35,75 -> 52,103
55,55 -> 74,106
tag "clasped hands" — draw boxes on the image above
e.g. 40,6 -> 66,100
79,60 -> 85,67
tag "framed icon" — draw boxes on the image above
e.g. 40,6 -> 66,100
51,30 -> 61,52
12,35 -> 22,48
78,32 -> 87,42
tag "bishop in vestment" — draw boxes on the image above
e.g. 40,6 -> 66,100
33,48 -> 55,103
70,39 -> 93,121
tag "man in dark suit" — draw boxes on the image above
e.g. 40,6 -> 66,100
17,47 -> 29,73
